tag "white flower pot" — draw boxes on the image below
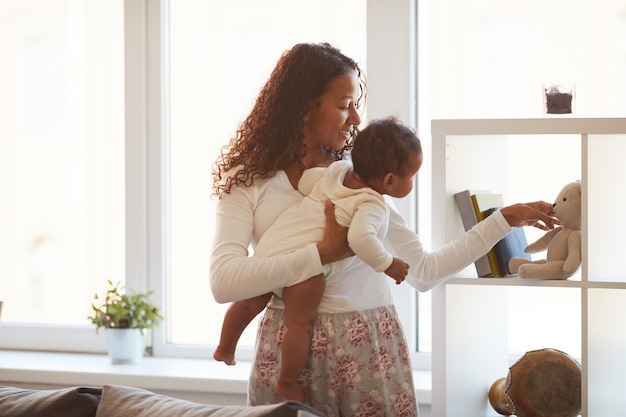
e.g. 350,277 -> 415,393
105,328 -> 145,364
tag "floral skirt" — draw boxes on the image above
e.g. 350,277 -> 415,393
248,305 -> 418,417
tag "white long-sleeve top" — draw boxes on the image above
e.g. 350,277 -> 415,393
210,166 -> 512,312
254,161 -> 393,274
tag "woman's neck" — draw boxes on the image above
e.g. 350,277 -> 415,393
284,148 -> 335,189
303,147 -> 335,169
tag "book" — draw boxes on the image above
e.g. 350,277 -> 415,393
471,193 -> 504,276
454,190 -> 493,277
484,207 -> 532,275
456,191 -> 531,277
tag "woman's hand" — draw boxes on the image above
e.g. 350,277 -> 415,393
316,200 -> 354,264
500,201 -> 561,231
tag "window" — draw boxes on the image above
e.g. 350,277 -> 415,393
422,0 -> 626,120
160,0 -> 419,360
417,0 -> 626,358
159,0 -> 419,360
0,0 -> 124,350
0,1 -> 419,360
162,0 -> 369,355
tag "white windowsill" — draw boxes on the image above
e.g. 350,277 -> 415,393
0,350 -> 432,404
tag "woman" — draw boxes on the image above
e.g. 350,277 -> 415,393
210,42 -> 556,417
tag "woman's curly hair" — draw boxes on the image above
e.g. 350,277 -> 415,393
212,43 -> 366,198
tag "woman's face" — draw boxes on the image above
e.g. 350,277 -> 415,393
302,69 -> 362,152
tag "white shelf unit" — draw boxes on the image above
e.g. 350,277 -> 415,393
430,118 -> 626,417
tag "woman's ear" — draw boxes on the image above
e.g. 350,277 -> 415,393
303,105 -> 317,123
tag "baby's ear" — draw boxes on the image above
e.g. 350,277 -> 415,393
383,173 -> 396,191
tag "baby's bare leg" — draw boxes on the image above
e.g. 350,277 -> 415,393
276,274 -> 325,402
214,293 -> 272,365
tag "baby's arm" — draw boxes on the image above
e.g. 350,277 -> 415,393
384,257 -> 409,284
347,197 -> 397,274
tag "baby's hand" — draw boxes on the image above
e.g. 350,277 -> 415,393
384,257 -> 409,285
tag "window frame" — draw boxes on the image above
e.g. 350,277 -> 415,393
1,0 -> 425,368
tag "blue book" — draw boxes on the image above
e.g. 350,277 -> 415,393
484,207 -> 532,275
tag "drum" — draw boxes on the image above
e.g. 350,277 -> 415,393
488,348 -> 581,417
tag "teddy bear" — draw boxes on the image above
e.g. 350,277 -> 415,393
508,181 -> 582,279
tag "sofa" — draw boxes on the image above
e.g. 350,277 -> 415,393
0,384 -> 325,417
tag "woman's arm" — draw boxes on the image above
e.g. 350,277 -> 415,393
210,187 -> 349,303
385,200 -> 558,292
385,202 -> 511,292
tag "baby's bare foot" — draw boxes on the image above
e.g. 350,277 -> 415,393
213,347 -> 236,366
275,381 -> 305,403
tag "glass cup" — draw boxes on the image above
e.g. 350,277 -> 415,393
543,83 -> 576,115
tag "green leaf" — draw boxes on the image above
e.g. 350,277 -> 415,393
87,280 -> 163,332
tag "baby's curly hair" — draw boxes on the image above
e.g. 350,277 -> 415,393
351,117 -> 422,182
212,43 -> 366,198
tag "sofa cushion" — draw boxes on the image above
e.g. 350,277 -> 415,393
95,384 -> 325,417
0,386 -> 101,417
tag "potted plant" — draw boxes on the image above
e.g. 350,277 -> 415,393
88,280 -> 163,363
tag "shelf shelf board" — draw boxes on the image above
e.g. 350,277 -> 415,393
445,276 -> 626,289
432,117 -> 626,135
